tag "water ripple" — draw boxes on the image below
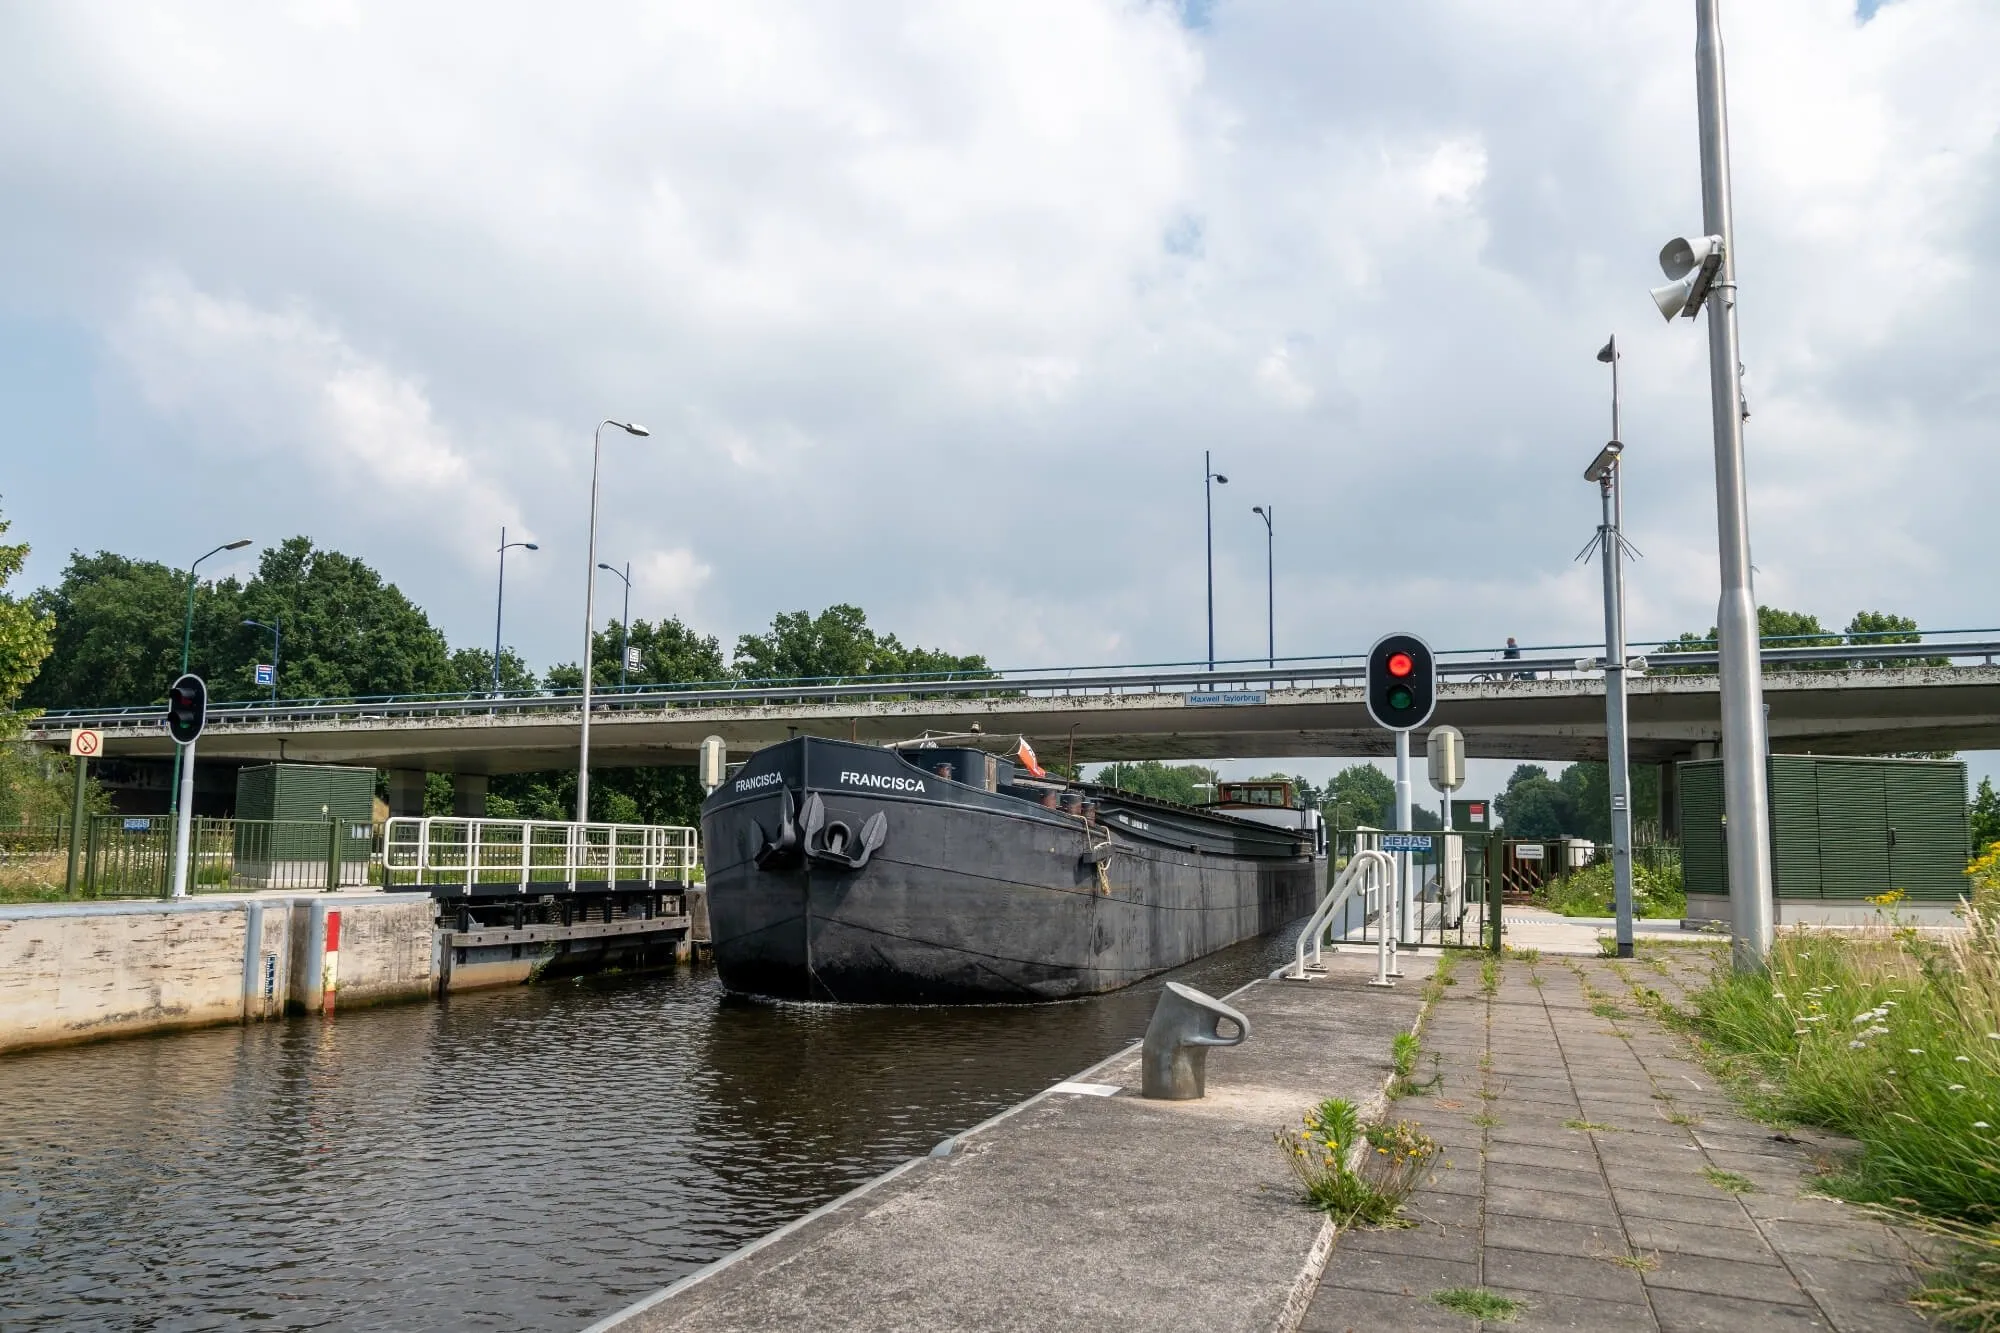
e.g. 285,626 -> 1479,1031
0,930 -> 1298,1331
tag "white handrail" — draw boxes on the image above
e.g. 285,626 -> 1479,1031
1289,849 -> 1395,980
381,816 -> 699,891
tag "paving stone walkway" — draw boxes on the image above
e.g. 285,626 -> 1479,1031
1301,948 -> 1934,1333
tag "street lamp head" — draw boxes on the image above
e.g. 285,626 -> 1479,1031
1584,440 -> 1624,484
523,542 -> 539,551
1213,473 -> 1229,485
1252,505 -> 1265,516
613,421 -> 650,437
1596,337 -> 1617,364
223,539 -> 253,551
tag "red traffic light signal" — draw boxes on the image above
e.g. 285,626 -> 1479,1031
1366,634 -> 1435,731
166,674 -> 208,744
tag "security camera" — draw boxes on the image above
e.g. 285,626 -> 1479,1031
1649,234 -> 1724,321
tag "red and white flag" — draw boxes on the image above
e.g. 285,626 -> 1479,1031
1016,738 -> 1047,779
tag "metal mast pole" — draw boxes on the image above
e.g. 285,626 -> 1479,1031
1263,507 -> 1274,669
1598,338 -> 1636,958
619,562 -> 631,689
579,425 -> 608,822
1204,450 -> 1215,674
493,526 -> 508,698
1695,0 -> 1773,968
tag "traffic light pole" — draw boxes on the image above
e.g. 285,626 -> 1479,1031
1394,729 -> 1413,945
169,738 -> 197,898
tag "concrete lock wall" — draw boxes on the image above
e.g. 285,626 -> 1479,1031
0,893 -> 438,1055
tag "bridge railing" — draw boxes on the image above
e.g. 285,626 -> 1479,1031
380,817 -> 698,893
26,631 -> 2000,735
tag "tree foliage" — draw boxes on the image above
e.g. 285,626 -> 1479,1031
545,616 -> 727,691
1656,606 -> 1934,676
732,604 -> 987,683
1971,777 -> 2000,857
25,537 -> 457,707
0,506 -> 54,710
1094,759 -> 1218,806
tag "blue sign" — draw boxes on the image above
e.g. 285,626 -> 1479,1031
123,817 -> 153,832
1186,691 -> 1267,707
254,663 -> 275,686
1381,833 -> 1434,852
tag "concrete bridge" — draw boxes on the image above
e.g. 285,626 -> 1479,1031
30,641 -> 2000,815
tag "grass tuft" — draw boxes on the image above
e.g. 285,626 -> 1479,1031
1701,1166 -> 1757,1193
1431,1287 -> 1524,1321
1564,1118 -> 1615,1132
1480,957 -> 1501,996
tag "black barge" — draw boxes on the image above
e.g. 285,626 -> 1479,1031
700,736 -> 1323,1004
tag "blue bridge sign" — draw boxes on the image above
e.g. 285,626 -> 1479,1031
1381,833 -> 1434,852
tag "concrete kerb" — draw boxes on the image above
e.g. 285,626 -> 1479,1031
584,955 -> 1437,1333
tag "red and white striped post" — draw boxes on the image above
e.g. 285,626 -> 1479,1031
322,909 -> 341,1016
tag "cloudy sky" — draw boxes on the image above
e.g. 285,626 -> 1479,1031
3,0 -> 1995,789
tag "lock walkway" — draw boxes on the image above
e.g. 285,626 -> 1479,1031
585,946 -> 1938,1333
586,951 -> 1426,1333
1300,951 -> 1932,1332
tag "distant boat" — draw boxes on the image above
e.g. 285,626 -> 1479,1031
700,735 -> 1324,1004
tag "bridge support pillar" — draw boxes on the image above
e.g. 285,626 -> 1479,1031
385,768 -> 426,818
453,773 -> 489,819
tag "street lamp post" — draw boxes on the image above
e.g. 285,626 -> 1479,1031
578,420 -> 650,822
1251,505 -> 1274,669
1204,452 -> 1228,674
493,527 -> 539,696
242,617 -> 281,702
171,538 -> 251,815
1588,335 -> 1637,960
597,561 -> 634,688
1649,0 -> 1773,969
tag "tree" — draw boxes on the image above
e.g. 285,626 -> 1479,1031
25,537 -> 458,706
1553,763 -> 1662,843
732,604 -> 987,683
546,616 -> 728,692
21,551 -> 228,708
0,506 -> 53,709
1494,764 -> 1574,838
1326,764 -> 1395,830
448,646 -> 537,695
1094,759 -> 1218,806
1656,607 -> 1927,676
1971,777 -> 2000,856
237,538 -> 454,699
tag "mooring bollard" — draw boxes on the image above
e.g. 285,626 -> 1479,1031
1141,982 -> 1250,1100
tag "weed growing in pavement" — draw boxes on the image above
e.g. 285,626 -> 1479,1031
1387,1031 -> 1443,1099
1564,1118 -> 1616,1133
1527,971 -> 1546,989
1431,1288 -> 1524,1321
1472,1111 -> 1499,1129
1605,1252 -> 1660,1272
1701,1166 -> 1757,1194
1480,958 -> 1501,996
1508,946 -> 1541,964
1591,1001 -> 1627,1021
1275,1097 -> 1439,1227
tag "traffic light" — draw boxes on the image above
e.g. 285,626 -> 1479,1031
1366,633 -> 1435,731
166,674 -> 207,744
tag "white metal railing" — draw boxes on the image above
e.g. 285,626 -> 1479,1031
1289,849 -> 1396,981
380,817 -> 698,892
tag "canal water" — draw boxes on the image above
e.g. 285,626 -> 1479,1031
0,929 -> 1302,1332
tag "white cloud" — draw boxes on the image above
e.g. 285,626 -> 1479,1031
2,0 -> 1997,710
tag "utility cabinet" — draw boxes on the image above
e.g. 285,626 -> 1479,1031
1679,756 -> 1967,902
234,763 -> 377,864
